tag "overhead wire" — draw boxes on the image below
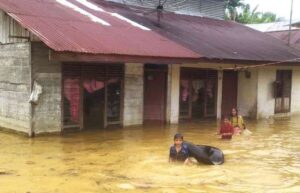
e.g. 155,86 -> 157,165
222,57 -> 300,71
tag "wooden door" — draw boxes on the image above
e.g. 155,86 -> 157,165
144,65 -> 167,123
221,71 -> 238,117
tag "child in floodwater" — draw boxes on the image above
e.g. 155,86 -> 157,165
219,116 -> 234,140
230,108 -> 245,135
169,133 -> 190,165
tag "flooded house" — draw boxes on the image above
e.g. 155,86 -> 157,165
0,0 -> 300,136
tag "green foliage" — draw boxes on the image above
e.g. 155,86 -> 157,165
225,1 -> 280,24
225,0 -> 245,21
236,4 -> 280,24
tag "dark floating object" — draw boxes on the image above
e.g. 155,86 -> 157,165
184,142 -> 224,165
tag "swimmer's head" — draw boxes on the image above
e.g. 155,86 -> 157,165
173,133 -> 184,146
174,133 -> 183,140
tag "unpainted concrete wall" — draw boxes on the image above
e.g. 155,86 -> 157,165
0,43 -> 31,133
31,42 -> 62,134
123,63 -> 144,126
237,69 -> 258,118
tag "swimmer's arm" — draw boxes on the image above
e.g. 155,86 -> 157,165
169,151 -> 175,163
184,158 -> 190,165
222,132 -> 233,136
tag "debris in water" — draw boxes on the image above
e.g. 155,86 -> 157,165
26,161 -> 35,165
0,171 -> 13,175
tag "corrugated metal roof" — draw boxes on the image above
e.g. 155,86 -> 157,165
268,30 -> 300,50
107,0 -> 225,19
0,0 -> 299,63
96,1 -> 300,62
247,21 -> 300,32
0,0 -> 199,59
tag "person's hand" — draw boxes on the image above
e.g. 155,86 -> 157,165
184,158 -> 190,165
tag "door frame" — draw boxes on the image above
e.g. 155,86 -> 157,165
274,70 -> 292,114
221,70 -> 238,117
61,63 -> 124,131
179,68 -> 218,119
143,64 -> 168,124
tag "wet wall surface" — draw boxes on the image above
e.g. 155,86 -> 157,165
0,117 -> 300,193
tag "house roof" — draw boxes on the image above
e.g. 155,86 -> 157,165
0,0 -> 299,63
94,1 -> 300,62
267,29 -> 300,50
106,0 -> 225,19
247,21 -> 300,32
0,0 -> 199,60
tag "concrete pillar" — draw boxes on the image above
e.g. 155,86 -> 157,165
167,64 -> 180,124
123,63 -> 144,126
216,70 -> 223,120
291,68 -> 300,114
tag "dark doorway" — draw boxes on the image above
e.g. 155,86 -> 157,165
179,68 -> 218,119
221,70 -> 238,116
62,64 -> 124,131
144,64 -> 167,123
275,70 -> 292,113
83,86 -> 105,129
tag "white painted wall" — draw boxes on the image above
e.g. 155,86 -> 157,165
237,69 -> 258,118
290,68 -> 300,114
166,63 -> 300,121
256,68 -> 276,119
255,66 -> 300,119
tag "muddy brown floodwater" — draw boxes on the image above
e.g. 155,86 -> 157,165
0,117 -> 300,193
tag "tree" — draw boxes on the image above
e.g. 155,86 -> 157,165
236,4 -> 280,24
225,0 -> 245,21
225,1 -> 281,24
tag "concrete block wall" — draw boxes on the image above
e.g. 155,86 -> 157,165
123,63 -> 144,126
31,42 -> 62,134
0,43 -> 31,133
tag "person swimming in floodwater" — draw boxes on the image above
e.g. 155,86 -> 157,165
230,107 -> 245,135
169,133 -> 190,165
219,115 -> 234,140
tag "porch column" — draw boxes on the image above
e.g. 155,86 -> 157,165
216,70 -> 223,120
167,64 -> 180,124
123,63 -> 144,126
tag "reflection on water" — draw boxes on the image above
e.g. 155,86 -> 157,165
0,117 -> 300,193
